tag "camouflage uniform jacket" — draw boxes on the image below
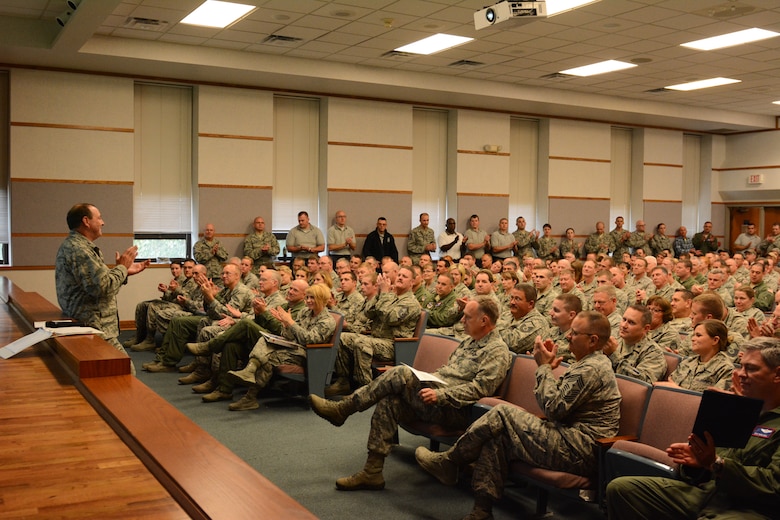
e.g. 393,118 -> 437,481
670,351 -> 734,392
176,276 -> 205,314
534,287 -> 560,321
513,229 -> 535,258
242,231 -> 279,271
535,236 -> 558,261
609,335 -> 666,383
425,289 -> 460,328
251,290 -> 288,335
334,290 -> 365,330
366,290 -> 421,340
610,228 -> 629,258
584,232 -> 613,255
535,352 -> 621,441
498,308 -> 550,354
282,307 -> 336,347
205,283 -> 255,321
648,234 -> 673,256
407,225 -> 435,262
431,328 -> 511,409
648,321 -> 682,354
549,327 -> 574,362
55,230 -> 127,341
193,238 -> 228,279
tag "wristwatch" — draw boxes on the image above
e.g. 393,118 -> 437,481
711,456 -> 725,476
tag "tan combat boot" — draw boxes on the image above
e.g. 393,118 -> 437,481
226,358 -> 260,386
415,446 -> 458,485
177,365 -> 211,385
324,377 -> 351,397
308,394 -> 357,427
335,452 -> 385,491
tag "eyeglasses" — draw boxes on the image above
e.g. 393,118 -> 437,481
569,329 -> 594,338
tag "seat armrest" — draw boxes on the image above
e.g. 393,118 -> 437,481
394,336 -> 419,343
595,435 -> 638,449
306,342 -> 332,349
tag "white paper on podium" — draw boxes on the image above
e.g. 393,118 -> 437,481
0,328 -> 53,359
33,321 -> 104,336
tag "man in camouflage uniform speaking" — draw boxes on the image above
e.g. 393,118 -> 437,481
309,297 -> 511,493
55,203 -> 150,373
415,310 -> 620,520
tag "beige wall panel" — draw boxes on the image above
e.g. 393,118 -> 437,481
456,153 -> 510,194
11,126 -> 133,182
548,119 -> 610,159
326,190 -> 412,255
11,69 -> 133,127
12,234 -> 135,269
548,159 -> 610,198
11,181 -> 133,234
456,110 -> 510,152
710,203 -> 727,237
198,86 -> 273,136
328,98 -> 412,146
456,195 -> 509,236
643,165 -> 683,201
198,186 -> 273,251
547,198 -> 610,237
197,137 -> 274,186
327,146 -> 413,190
643,128 -> 683,164
643,202 -> 682,236
724,131 -> 780,167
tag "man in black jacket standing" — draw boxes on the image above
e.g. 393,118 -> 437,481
362,217 -> 398,264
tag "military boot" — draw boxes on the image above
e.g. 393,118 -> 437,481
228,386 -> 260,411
461,496 -> 494,520
131,335 -> 157,352
177,364 -> 211,385
415,446 -> 458,485
227,358 -> 260,386
324,377 -> 351,397
308,394 -> 357,427
335,452 -> 385,491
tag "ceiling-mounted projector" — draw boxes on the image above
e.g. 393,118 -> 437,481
474,1 -> 547,30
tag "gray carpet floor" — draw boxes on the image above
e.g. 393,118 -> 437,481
121,332 -> 606,520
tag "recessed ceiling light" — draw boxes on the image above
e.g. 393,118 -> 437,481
181,0 -> 255,29
681,28 -> 780,51
547,0 -> 601,16
395,33 -> 473,55
772,100 -> 780,105
559,59 -> 636,77
665,77 -> 741,91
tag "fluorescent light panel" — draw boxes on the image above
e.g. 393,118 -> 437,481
560,59 -> 636,77
181,0 -> 255,29
681,28 -> 780,51
665,77 -> 741,91
547,0 -> 601,16
395,33 -> 473,55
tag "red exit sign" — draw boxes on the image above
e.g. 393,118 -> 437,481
748,174 -> 764,185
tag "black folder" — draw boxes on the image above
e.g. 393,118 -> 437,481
692,390 -> 764,448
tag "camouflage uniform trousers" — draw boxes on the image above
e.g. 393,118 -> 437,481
157,315 -> 228,366
200,318 -> 266,393
147,301 -> 192,336
446,403 -> 598,501
245,337 -> 306,390
335,332 -> 395,387
348,365 -> 473,456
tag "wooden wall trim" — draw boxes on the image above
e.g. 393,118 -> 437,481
457,149 -> 510,156
198,133 -> 273,141
714,165 -> 780,171
12,232 -> 131,238
327,141 -> 412,150
548,195 -> 610,201
457,192 -> 509,198
11,121 -> 133,133
12,178 -> 133,185
198,184 -> 273,190
644,162 -> 683,168
549,156 -> 610,163
327,188 -> 413,194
